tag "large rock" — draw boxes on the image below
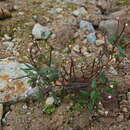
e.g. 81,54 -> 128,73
99,20 -> 118,36
0,57 -> 37,103
109,8 -> 130,38
100,8 -> 130,38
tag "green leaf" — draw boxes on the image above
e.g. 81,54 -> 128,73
118,46 -> 126,57
111,81 -> 120,86
23,63 -> 37,71
90,90 -> 100,100
80,90 -> 90,97
108,35 -> 117,45
87,102 -> 94,111
92,80 -> 97,88
124,37 -> 130,42
99,72 -> 107,84
106,87 -> 113,94
76,98 -> 88,104
38,66 -> 56,73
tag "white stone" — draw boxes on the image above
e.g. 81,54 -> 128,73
32,23 -> 51,40
45,97 -> 55,105
96,40 -> 104,46
4,34 -> 11,41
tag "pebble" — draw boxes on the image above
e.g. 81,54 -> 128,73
45,97 -> 55,105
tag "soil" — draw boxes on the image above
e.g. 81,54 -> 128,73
0,0 -> 130,130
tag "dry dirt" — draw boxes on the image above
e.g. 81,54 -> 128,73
0,0 -> 130,130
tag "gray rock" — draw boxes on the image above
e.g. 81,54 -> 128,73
32,23 -> 51,40
80,20 -> 95,32
86,32 -> 96,43
99,20 -> 118,35
0,57 -> 38,103
72,7 -> 87,16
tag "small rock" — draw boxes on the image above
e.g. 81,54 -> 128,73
55,8 -> 63,13
32,23 -> 51,40
80,20 -> 95,32
45,97 -> 55,105
72,7 -> 87,16
117,113 -> 124,122
86,32 -> 96,44
0,104 -> 3,121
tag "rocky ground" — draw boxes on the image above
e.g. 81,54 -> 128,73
0,0 -> 130,130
